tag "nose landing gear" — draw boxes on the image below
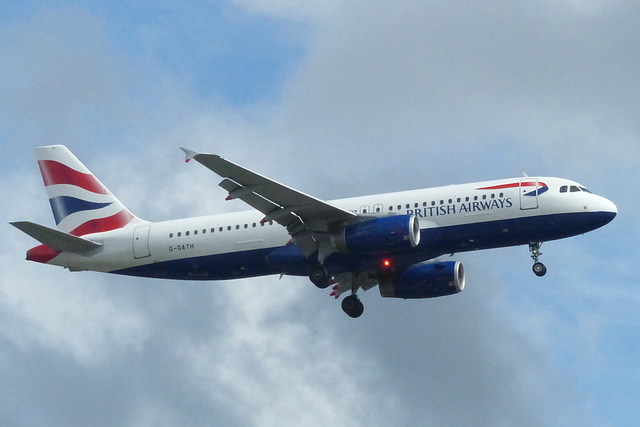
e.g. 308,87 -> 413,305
529,242 -> 547,277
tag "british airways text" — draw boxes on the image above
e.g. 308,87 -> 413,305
407,197 -> 514,217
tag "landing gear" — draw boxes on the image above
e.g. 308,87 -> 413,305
309,266 -> 331,289
340,274 -> 367,318
532,262 -> 547,277
529,242 -> 547,277
341,294 -> 364,318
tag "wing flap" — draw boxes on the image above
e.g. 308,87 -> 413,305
10,221 -> 102,253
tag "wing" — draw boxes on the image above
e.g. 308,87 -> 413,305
181,148 -> 357,258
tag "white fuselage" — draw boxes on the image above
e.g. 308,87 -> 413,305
45,176 -> 617,280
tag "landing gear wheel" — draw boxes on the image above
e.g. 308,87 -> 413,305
532,262 -> 547,277
528,242 -> 547,277
341,295 -> 364,318
309,267 -> 331,289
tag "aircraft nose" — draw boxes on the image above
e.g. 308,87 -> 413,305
601,197 -> 617,214
596,196 -> 617,225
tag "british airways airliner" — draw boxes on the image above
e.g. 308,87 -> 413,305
11,145 -> 617,318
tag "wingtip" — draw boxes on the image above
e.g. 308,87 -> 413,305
180,147 -> 198,163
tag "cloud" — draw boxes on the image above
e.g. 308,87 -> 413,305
269,0 -> 640,183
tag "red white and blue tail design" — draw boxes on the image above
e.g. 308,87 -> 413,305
36,145 -> 143,236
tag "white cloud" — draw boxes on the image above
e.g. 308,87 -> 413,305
0,269 -> 150,366
179,280 -> 393,427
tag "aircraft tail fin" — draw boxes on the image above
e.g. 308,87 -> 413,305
35,145 -> 143,236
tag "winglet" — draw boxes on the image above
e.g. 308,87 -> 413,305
180,147 -> 199,163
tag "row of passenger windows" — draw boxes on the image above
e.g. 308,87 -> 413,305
361,192 -> 506,213
560,185 -> 591,193
169,220 -> 274,238
168,186 -> 591,238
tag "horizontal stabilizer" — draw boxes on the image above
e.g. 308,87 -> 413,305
10,221 -> 102,253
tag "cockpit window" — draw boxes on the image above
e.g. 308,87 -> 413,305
561,184 -> 591,194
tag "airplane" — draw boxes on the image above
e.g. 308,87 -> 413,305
11,145 -> 617,318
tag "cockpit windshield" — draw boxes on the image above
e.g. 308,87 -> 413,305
559,185 -> 591,194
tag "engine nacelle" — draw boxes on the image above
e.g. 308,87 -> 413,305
333,215 -> 420,254
379,261 -> 465,299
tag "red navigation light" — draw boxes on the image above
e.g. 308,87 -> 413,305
382,259 -> 391,268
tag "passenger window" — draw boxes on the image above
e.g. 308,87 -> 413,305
186,231 -> 190,236
194,230 -> 198,235
169,233 -> 173,238
560,186 -> 568,193
177,232 -> 181,237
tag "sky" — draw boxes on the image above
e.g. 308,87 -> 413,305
1,0 -> 639,426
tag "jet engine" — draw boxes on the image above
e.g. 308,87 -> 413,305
333,215 -> 420,253
379,261 -> 465,299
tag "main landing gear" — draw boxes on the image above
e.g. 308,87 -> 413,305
529,242 -> 547,277
309,266 -> 331,289
341,294 -> 364,318
340,274 -> 366,318
309,266 -> 365,318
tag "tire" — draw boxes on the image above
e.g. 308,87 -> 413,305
342,295 -> 364,318
309,267 -> 330,289
532,262 -> 547,277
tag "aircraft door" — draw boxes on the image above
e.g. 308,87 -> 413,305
133,225 -> 151,258
519,179 -> 539,210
